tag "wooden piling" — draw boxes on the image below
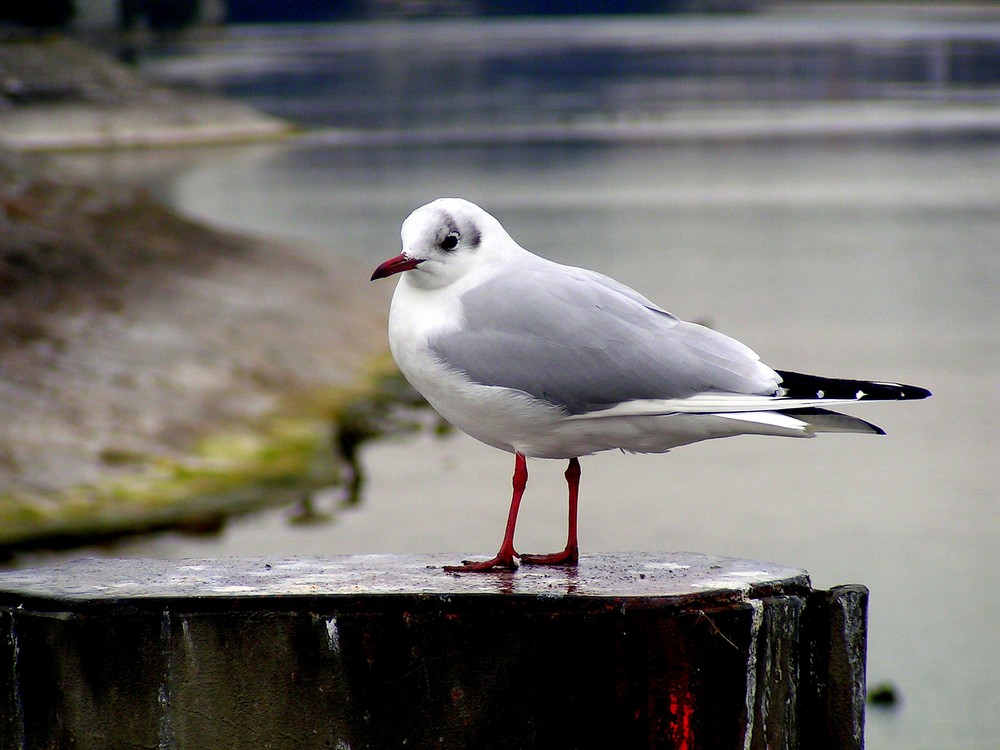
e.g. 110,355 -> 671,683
0,553 -> 866,749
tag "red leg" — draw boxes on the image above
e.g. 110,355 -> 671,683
520,457 -> 581,566
444,452 -> 527,572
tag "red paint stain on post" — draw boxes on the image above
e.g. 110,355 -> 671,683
669,689 -> 696,749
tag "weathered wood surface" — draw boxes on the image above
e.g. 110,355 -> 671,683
0,553 -> 866,749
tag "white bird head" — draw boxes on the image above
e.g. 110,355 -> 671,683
371,198 -> 519,290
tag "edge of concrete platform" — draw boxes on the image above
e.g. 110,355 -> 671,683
0,552 -> 811,607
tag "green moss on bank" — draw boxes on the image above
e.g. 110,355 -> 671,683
0,360 -> 432,551
0,417 -> 333,548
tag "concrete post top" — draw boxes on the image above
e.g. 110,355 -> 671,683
0,553 -> 809,610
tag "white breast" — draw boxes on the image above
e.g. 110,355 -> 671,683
387,276 -> 564,454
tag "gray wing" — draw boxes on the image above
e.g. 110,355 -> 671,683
428,261 -> 779,415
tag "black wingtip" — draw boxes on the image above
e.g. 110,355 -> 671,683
776,370 -> 931,402
898,384 -> 932,400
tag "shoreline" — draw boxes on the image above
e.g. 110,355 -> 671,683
0,35 -> 294,153
0,36 -> 403,553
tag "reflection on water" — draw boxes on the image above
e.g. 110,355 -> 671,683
142,15 -> 1000,134
45,14 -> 1000,750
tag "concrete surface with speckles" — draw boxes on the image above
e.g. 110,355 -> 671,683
0,553 -> 809,604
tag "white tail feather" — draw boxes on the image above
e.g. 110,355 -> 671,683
568,394 -> 884,420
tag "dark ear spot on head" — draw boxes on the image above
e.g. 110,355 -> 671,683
467,225 -> 481,248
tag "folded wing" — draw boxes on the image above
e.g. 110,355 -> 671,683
428,260 -> 780,415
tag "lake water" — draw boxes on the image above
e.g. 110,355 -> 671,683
42,14 -> 1000,748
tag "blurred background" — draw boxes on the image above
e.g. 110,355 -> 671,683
1,1 -> 998,748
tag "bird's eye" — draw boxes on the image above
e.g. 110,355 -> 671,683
440,232 -> 459,251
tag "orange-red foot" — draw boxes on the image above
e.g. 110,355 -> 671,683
518,546 -> 579,566
444,552 -> 519,573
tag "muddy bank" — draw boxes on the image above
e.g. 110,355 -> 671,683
0,146 -> 405,550
0,33 -> 409,551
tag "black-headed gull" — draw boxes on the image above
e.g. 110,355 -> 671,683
371,198 -> 930,572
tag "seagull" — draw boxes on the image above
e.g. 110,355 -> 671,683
371,198 -> 930,573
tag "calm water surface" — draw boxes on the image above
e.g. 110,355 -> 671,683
43,17 -> 1000,749
51,136 -> 1000,750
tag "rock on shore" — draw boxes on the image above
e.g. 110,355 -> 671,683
0,30 -> 401,550
0,145 -> 395,549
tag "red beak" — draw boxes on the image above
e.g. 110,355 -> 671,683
371,253 -> 423,281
